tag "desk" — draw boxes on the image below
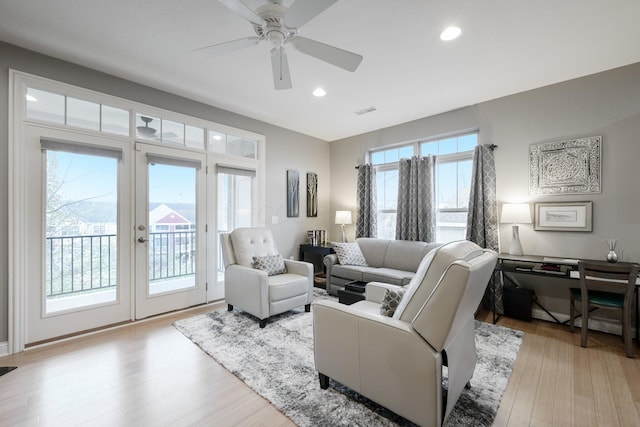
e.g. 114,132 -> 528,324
492,254 -> 640,341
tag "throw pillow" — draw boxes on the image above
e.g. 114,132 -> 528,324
253,254 -> 287,276
332,242 -> 368,266
380,288 -> 406,317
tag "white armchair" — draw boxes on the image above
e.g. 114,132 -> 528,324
313,240 -> 498,427
220,227 -> 314,328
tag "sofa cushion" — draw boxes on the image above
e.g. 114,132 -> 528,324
253,254 -> 287,276
380,288 -> 406,317
268,273 -> 310,301
362,268 -> 414,286
331,264 -> 367,281
332,242 -> 368,266
383,240 -> 431,272
356,238 -> 390,267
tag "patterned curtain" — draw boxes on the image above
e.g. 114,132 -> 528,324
355,164 -> 377,238
466,144 -> 500,311
395,156 -> 436,242
466,144 -> 498,249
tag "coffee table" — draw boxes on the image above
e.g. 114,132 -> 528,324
337,280 -> 367,305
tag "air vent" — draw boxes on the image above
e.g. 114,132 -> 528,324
354,106 -> 376,115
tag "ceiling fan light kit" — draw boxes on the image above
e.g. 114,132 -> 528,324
200,0 -> 363,90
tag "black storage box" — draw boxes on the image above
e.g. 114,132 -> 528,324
503,286 -> 534,321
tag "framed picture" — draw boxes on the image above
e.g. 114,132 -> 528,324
286,170 -> 299,217
306,172 -> 318,217
534,201 -> 592,231
529,136 -> 601,195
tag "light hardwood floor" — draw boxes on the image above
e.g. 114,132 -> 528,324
1,305 -> 639,426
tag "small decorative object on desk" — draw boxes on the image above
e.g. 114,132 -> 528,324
606,238 -> 618,263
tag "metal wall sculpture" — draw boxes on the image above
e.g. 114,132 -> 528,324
529,135 -> 601,195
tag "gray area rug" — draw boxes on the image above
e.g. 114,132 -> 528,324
174,290 -> 524,426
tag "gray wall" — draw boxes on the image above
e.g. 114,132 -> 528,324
0,42 -> 331,343
330,62 -> 640,318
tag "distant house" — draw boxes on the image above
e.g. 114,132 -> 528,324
149,203 -> 193,233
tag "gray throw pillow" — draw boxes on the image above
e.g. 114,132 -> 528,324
380,288 -> 406,317
332,242 -> 368,266
253,254 -> 287,276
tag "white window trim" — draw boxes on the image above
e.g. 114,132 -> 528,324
8,69 -> 266,354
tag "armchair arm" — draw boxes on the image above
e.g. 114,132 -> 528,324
313,300 -> 442,427
285,259 -> 314,303
284,259 -> 313,279
224,264 -> 269,319
364,281 -> 404,304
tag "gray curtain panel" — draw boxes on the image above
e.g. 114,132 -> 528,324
395,156 -> 436,242
466,145 -> 498,250
355,164 -> 377,238
466,144 -> 501,312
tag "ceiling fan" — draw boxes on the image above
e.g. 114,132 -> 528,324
195,0 -> 363,90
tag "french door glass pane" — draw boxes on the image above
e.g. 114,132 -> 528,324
217,172 -> 253,284
148,163 -> 196,295
45,151 -> 118,313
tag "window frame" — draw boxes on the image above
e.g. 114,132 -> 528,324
369,130 -> 478,241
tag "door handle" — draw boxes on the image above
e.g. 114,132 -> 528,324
138,236 -> 147,243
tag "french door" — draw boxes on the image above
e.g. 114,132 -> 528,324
134,143 -> 207,319
24,126 -> 133,344
23,127 -> 207,344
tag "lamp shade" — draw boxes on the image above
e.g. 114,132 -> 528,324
500,203 -> 532,224
335,210 -> 352,225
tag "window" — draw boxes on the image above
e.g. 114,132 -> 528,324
370,132 -> 477,242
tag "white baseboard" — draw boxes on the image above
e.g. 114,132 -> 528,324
531,308 -> 634,337
0,341 -> 8,357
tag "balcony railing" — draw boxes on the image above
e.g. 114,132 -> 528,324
46,231 -> 196,298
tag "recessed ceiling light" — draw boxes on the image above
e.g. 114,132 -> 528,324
313,88 -> 326,97
440,26 -> 462,41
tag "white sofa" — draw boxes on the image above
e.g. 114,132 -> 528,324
313,240 -> 498,426
323,238 -> 442,295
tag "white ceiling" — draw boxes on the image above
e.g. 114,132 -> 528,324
1,0 -> 639,141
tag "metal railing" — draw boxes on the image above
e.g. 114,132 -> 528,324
46,231 -> 196,297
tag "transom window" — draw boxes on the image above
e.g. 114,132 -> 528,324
370,131 -> 478,242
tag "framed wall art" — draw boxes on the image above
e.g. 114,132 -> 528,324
286,169 -> 299,217
306,172 -> 318,217
529,135 -> 601,195
534,201 -> 592,232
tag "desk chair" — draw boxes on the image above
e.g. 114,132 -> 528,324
569,261 -> 640,358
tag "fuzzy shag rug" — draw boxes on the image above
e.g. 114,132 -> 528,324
174,290 -> 523,426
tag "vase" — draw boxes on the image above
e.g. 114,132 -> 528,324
607,250 -> 618,263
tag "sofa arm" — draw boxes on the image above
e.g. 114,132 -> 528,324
365,282 -> 404,304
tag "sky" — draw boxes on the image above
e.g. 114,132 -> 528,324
51,151 -> 196,205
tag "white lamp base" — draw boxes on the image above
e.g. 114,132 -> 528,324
340,224 -> 347,243
509,225 -> 524,256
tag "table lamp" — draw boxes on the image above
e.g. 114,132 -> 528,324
500,203 -> 532,256
335,210 -> 352,243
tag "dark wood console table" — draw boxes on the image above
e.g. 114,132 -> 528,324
299,243 -> 334,286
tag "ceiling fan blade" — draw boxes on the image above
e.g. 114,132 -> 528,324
270,47 -> 292,90
192,37 -> 261,56
284,0 -> 338,29
292,36 -> 362,72
218,0 -> 264,26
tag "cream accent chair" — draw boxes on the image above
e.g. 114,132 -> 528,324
313,240 -> 498,427
220,228 -> 314,328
